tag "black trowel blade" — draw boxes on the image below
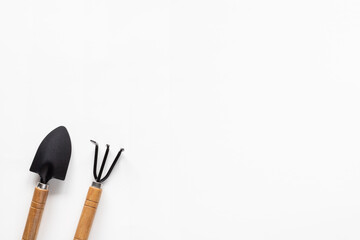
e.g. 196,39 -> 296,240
30,126 -> 72,184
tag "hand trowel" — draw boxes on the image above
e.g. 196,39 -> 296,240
22,126 -> 72,240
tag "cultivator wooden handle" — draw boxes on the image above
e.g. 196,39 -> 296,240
22,185 -> 49,240
74,186 -> 102,240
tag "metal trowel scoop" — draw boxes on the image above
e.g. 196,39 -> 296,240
22,126 -> 72,240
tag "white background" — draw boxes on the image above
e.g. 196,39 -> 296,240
0,0 -> 360,239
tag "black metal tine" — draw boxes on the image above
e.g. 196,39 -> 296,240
100,148 -> 124,182
97,144 -> 110,182
91,140 -> 99,180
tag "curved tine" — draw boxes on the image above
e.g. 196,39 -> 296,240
97,144 -> 110,182
100,148 -> 124,182
91,140 -> 99,180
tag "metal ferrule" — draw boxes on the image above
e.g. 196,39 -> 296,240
37,182 -> 49,190
92,181 -> 102,189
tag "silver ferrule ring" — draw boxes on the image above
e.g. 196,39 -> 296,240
37,182 -> 49,190
92,181 -> 102,189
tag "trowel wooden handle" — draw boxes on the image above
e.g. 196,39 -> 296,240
74,186 -> 102,240
22,186 -> 49,240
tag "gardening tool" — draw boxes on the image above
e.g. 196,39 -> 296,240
74,140 -> 124,240
22,126 -> 72,240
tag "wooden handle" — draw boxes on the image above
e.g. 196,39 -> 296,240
22,186 -> 49,240
74,186 -> 102,240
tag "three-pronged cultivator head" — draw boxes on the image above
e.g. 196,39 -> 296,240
91,140 -> 124,184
